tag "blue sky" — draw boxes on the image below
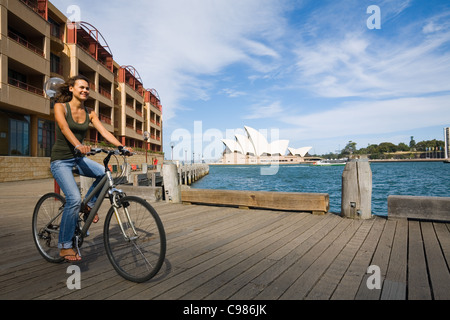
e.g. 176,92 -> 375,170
51,0 -> 450,160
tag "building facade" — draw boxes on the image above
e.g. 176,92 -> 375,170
0,0 -> 162,162
219,126 -> 316,165
445,127 -> 450,159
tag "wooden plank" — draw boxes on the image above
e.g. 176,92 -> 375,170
200,214 -> 320,300
381,218 -> 408,300
252,216 -> 349,300
154,213 -> 313,299
407,220 -> 431,300
354,219 -> 396,300
181,188 -> 329,213
305,218 -> 375,300
421,222 -> 450,300
228,214 -> 340,300
433,222 -> 450,270
280,218 -> 363,299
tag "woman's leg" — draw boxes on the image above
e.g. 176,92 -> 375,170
50,159 -> 82,254
76,157 -> 106,209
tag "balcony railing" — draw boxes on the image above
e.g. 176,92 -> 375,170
20,0 -> 47,19
8,77 -> 44,96
99,114 -> 112,125
8,30 -> 44,56
99,86 -> 111,99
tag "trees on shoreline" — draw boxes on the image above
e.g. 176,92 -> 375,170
319,138 -> 445,160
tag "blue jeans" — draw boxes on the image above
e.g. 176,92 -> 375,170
50,157 -> 105,249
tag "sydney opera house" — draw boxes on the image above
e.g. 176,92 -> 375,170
218,126 -> 314,165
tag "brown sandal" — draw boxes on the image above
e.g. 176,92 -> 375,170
60,248 -> 82,262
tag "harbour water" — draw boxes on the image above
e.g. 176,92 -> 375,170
191,161 -> 450,216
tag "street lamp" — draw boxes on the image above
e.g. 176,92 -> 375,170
170,142 -> 174,161
143,131 -> 150,164
44,77 -> 65,194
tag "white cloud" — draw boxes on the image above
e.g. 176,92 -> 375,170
280,95 -> 450,141
219,88 -> 247,98
294,30 -> 450,99
244,101 -> 284,120
51,0 -> 286,125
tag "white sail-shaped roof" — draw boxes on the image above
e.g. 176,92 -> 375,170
269,140 -> 289,155
235,133 -> 256,155
288,146 -> 312,157
244,126 -> 269,156
221,126 -> 312,158
221,139 -> 243,154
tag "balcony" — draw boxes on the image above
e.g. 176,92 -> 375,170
8,30 -> 44,57
119,66 -> 144,97
67,21 -> 114,72
99,86 -> 111,99
20,0 -> 48,20
8,77 -> 44,96
145,89 -> 162,113
49,19 -> 64,51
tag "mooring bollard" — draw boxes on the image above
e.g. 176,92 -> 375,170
341,158 -> 372,219
162,162 -> 181,203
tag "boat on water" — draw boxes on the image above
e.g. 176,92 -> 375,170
313,159 -> 348,166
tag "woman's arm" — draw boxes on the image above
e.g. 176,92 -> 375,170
89,111 -> 125,148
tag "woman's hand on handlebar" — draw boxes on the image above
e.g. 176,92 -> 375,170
74,144 -> 91,155
119,146 -> 133,156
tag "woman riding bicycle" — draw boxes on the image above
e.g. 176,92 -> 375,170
51,75 -> 131,262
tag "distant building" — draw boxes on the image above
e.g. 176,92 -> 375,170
219,126 -> 314,164
445,127 -> 450,159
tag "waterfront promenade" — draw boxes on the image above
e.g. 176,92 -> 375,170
1,178 -> 450,300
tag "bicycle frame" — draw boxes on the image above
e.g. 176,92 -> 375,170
79,172 -> 111,238
79,149 -> 138,241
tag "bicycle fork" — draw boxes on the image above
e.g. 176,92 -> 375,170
110,191 -> 139,241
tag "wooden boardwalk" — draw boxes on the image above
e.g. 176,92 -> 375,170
1,179 -> 450,300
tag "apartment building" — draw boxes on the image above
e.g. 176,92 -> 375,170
445,127 -> 450,159
0,0 -> 163,163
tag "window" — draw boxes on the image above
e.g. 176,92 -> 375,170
38,119 -> 55,157
9,116 -> 30,156
50,53 -> 62,75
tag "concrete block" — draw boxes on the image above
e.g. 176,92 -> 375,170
388,195 -> 450,222
119,185 -> 163,203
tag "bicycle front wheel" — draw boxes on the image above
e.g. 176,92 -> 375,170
104,196 -> 166,283
32,192 -> 65,263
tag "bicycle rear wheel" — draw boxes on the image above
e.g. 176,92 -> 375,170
32,193 -> 65,263
104,196 -> 166,283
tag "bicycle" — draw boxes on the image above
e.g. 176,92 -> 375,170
32,148 -> 166,283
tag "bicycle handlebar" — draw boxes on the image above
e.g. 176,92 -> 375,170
81,147 -> 133,157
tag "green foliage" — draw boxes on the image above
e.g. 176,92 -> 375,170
320,139 -> 446,159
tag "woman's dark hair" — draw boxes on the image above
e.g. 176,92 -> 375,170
55,75 -> 90,103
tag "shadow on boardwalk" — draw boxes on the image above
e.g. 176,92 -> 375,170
1,178 -> 450,300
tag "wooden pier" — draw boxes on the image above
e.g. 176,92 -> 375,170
177,163 -> 209,186
1,178 -> 450,300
